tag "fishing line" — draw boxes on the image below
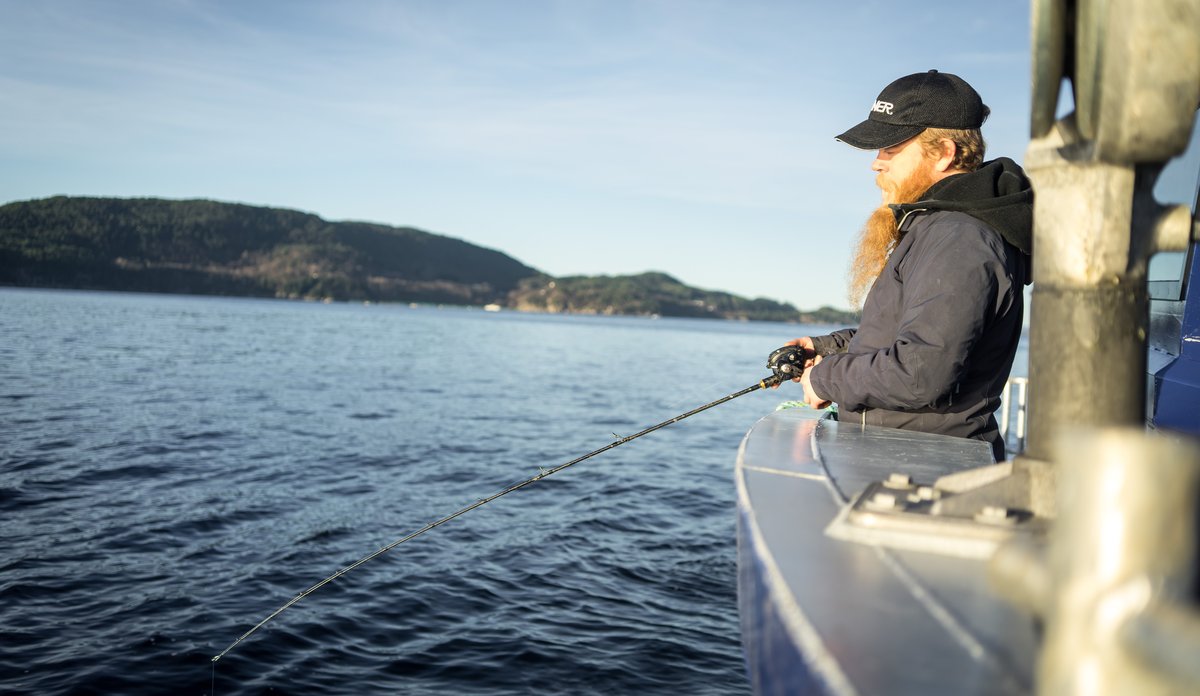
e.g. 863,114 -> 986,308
211,373 -> 784,663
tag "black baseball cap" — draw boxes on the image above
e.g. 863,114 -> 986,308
836,69 -> 989,150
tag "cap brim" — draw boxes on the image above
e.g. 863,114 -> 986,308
835,119 -> 925,150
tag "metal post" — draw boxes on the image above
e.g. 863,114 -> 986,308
1022,127 -> 1148,462
1021,0 -> 1200,462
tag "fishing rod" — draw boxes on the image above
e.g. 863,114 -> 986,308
212,369 -> 794,663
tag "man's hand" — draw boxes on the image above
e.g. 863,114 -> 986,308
784,337 -> 818,371
766,338 -> 817,388
801,356 -> 832,409
766,338 -> 832,409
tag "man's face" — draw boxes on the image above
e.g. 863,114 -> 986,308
846,134 -> 939,307
872,136 -> 934,203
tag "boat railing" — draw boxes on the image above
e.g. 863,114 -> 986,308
999,376 -> 1029,456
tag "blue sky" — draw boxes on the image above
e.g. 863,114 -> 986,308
1,0 -> 1033,311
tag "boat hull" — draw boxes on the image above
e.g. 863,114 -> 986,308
735,408 -> 1039,695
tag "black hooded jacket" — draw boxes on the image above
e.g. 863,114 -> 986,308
808,157 -> 1033,460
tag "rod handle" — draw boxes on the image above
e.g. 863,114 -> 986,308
760,373 -> 786,389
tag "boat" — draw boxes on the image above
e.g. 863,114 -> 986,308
1149,227 -> 1200,429
735,1 -> 1200,693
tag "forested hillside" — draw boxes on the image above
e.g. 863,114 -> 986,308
0,196 -> 541,305
509,272 -> 852,323
0,196 -> 858,324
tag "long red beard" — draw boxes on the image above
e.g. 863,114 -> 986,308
848,164 -> 937,307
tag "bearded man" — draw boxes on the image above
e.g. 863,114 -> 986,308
780,70 -> 1033,461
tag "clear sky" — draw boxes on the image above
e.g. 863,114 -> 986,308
1,0 -> 1032,311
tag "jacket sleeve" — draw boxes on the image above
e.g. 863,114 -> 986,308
811,329 -> 856,356
808,221 -> 1003,412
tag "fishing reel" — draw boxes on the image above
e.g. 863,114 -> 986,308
766,344 -> 814,383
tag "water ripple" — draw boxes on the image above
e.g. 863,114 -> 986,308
0,290 -> 782,695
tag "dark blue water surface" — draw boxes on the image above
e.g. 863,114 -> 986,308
2,288 -> 873,695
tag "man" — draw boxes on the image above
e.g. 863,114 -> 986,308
778,70 -> 1032,461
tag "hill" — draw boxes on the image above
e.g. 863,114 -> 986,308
0,196 -> 858,324
509,272 -> 853,323
0,196 -> 540,305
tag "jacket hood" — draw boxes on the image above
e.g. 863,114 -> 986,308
891,156 -> 1034,256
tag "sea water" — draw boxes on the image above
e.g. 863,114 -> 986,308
0,288 -> 1027,695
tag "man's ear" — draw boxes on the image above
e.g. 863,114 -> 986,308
933,138 -> 958,173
